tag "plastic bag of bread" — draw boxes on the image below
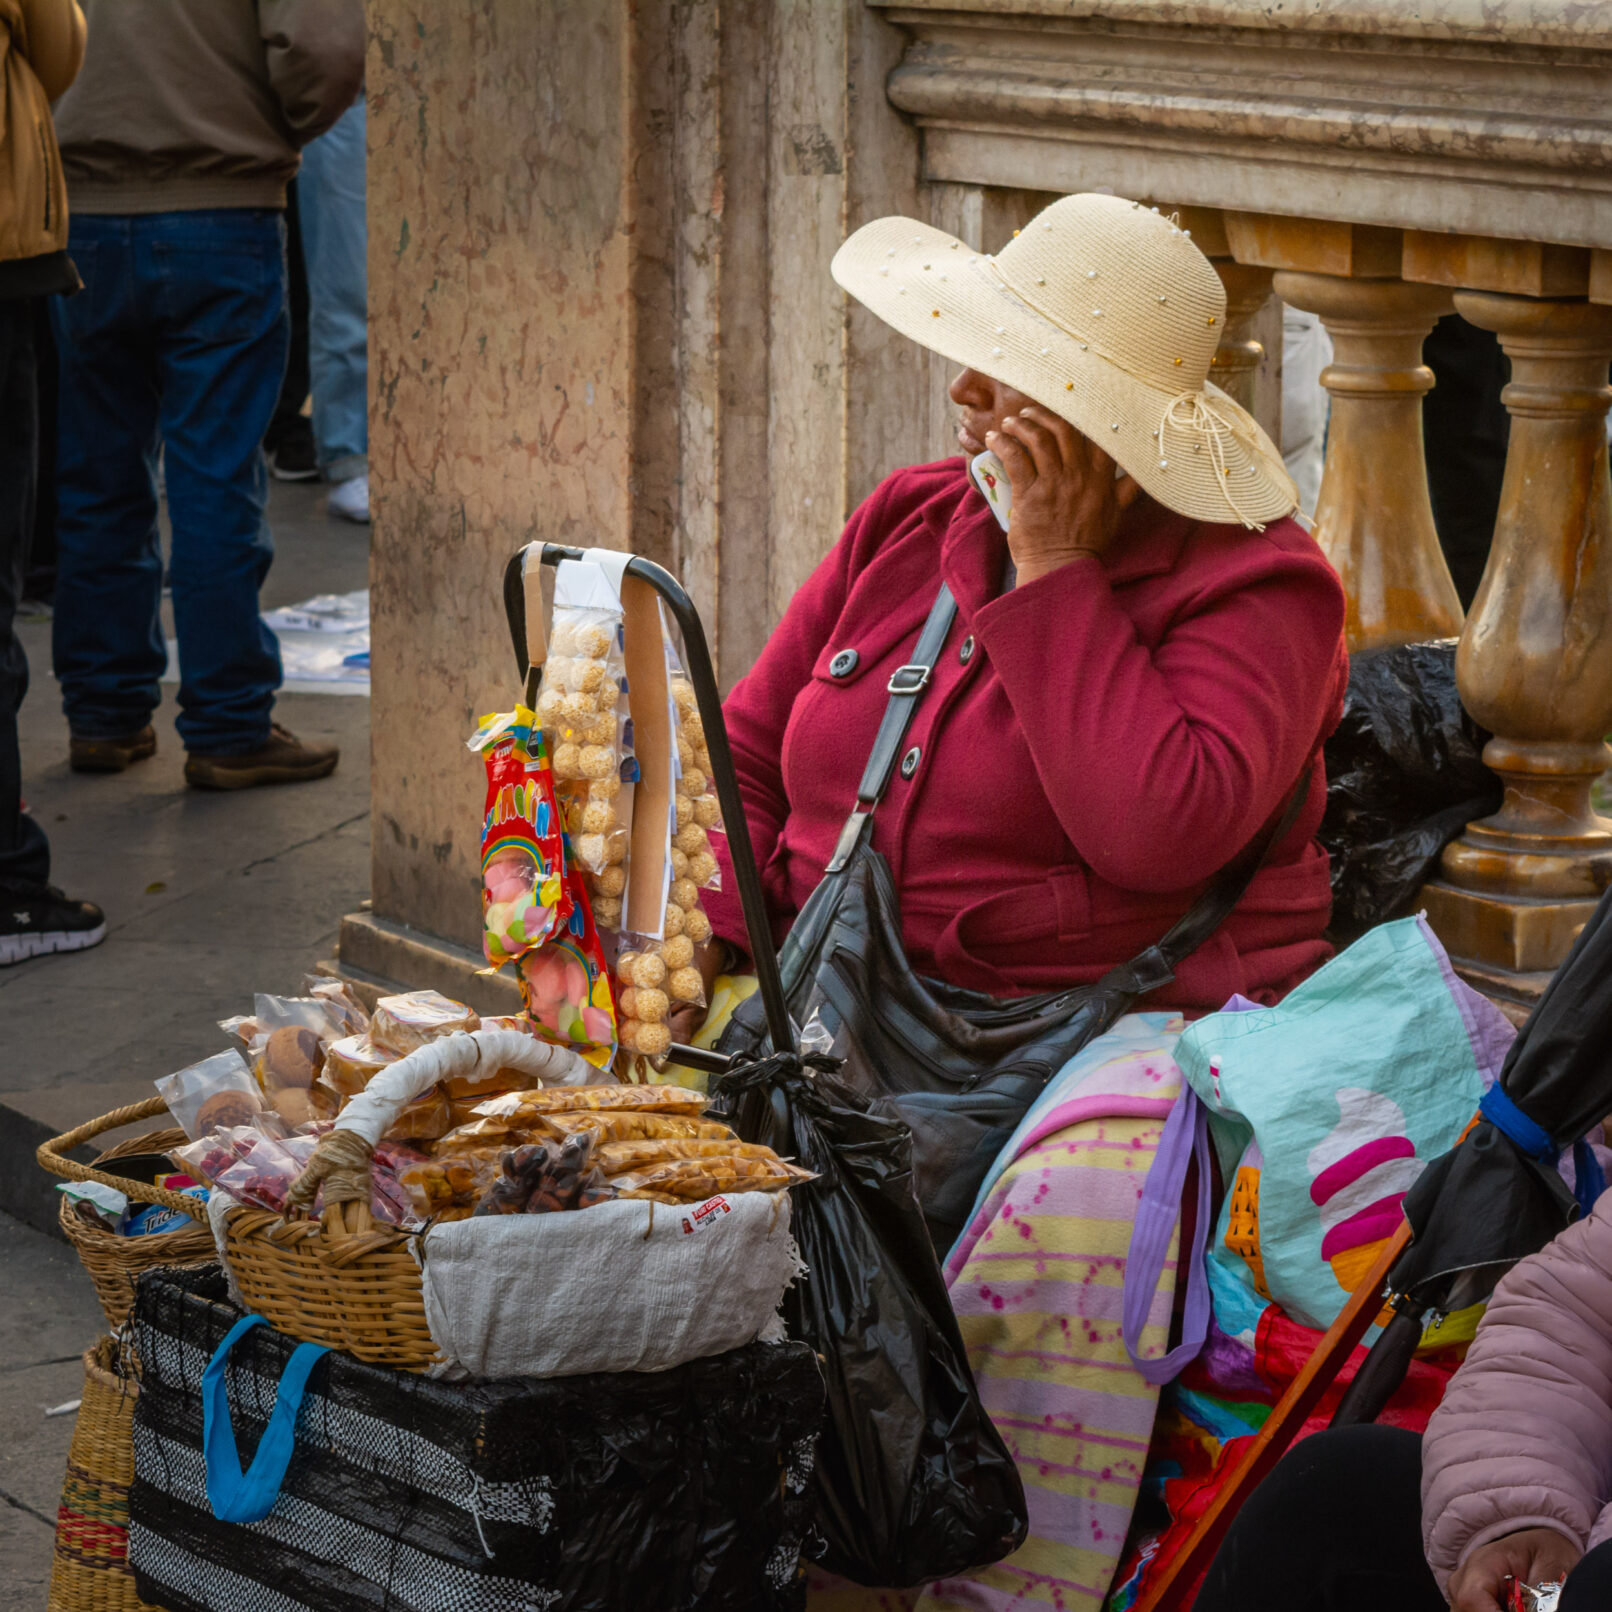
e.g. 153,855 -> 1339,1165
370,990 -> 481,1055
532,1111 -> 735,1146
471,1083 -> 707,1120
518,862 -> 619,1067
612,1157 -> 804,1200
154,1049 -> 268,1140
323,1033 -> 398,1097
250,1024 -> 341,1128
468,706 -> 570,967
381,1087 -> 454,1143
594,1137 -> 788,1174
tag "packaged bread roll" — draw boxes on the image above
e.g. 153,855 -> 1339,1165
323,1033 -> 398,1097
256,1026 -> 325,1091
370,990 -> 480,1055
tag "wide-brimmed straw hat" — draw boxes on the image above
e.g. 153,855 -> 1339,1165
831,192 -> 1297,529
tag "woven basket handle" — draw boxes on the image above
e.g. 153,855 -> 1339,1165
37,1094 -> 208,1219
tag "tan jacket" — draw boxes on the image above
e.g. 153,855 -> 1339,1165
53,0 -> 363,214
0,0 -> 84,279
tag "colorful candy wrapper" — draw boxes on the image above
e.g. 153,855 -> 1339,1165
470,706 -> 570,967
518,851 -> 619,1069
1508,1581 -> 1563,1612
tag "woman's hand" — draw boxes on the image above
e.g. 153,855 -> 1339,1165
986,403 -> 1144,584
1447,1527 -> 1581,1611
663,941 -> 730,1051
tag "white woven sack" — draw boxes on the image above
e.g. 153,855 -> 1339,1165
415,1192 -> 801,1379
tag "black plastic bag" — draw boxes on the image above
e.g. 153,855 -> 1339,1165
1319,639 -> 1500,934
129,1265 -> 822,1612
719,1051 -> 1027,1587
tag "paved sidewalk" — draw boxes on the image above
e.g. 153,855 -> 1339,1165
0,1209 -> 114,1610
1,480 -> 372,1232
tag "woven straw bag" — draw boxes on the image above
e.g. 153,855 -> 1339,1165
48,1338 -> 165,1612
223,1201 -> 443,1372
37,1097 -> 215,1331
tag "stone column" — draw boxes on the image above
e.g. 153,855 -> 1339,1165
1272,272 -> 1461,651
335,0 -> 930,1008
1419,294 -> 1612,1012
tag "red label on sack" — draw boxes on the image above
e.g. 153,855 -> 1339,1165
680,1195 -> 732,1234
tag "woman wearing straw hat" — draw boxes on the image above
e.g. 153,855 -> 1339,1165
702,193 -> 1349,1607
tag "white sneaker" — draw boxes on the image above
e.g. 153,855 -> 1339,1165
328,474 -> 370,524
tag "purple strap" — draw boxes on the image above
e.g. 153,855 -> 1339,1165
1123,1086 -> 1212,1386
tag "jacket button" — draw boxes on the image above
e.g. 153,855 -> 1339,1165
900,746 -> 921,779
959,635 -> 975,665
829,649 -> 859,678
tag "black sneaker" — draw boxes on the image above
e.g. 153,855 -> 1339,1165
0,887 -> 107,967
270,419 -> 320,482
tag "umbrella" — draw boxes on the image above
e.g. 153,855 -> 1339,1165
1332,886 -> 1612,1424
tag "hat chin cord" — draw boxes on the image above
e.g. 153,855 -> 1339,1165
1159,391 -> 1290,531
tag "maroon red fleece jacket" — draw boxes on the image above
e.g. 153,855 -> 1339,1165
705,457 -> 1348,1011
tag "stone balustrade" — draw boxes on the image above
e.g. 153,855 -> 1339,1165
345,0 -> 1612,1021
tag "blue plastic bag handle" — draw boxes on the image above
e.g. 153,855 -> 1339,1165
202,1315 -> 330,1524
1122,1086 -> 1212,1386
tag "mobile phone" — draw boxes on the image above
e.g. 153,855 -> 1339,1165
969,450 -> 1012,532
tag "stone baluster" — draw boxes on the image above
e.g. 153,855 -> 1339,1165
1208,261 -> 1276,415
1224,216 -> 1462,652
1418,293 -> 1612,1011
1271,271 -> 1460,651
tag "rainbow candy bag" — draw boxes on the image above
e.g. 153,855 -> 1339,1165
470,708 -> 569,967
519,852 -> 619,1069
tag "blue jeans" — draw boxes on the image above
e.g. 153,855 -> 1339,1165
297,101 -> 368,481
51,210 -> 286,754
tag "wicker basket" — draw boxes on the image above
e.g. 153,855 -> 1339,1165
224,1200 -> 443,1372
48,1338 -> 164,1612
38,1098 -> 216,1331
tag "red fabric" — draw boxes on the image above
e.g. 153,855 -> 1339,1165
1114,1311 -> 1462,1608
705,458 -> 1349,1010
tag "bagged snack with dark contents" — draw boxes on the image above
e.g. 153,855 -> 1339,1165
472,1133 -> 616,1215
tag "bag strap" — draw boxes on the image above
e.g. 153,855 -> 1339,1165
1123,1085 -> 1213,1385
203,1314 -> 331,1525
825,583 -> 959,873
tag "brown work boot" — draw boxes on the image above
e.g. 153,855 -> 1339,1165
184,723 -> 340,791
69,725 -> 157,774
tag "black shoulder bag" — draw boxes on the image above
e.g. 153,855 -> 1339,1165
720,582 -> 1309,1251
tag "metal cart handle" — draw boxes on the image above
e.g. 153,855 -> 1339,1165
502,544 -> 796,1066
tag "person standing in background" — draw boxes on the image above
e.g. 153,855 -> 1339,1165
49,0 -> 363,789
297,94 -> 369,524
0,0 -> 106,965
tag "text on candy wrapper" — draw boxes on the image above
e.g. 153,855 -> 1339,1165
680,1196 -> 732,1234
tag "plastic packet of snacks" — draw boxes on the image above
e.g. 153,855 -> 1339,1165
518,857 -> 619,1068
468,706 -> 570,967
537,603 -> 633,882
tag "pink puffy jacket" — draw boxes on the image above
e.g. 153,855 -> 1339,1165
1422,1190 -> 1612,1591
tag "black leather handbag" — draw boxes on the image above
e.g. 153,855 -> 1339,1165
720,582 -> 1308,1251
